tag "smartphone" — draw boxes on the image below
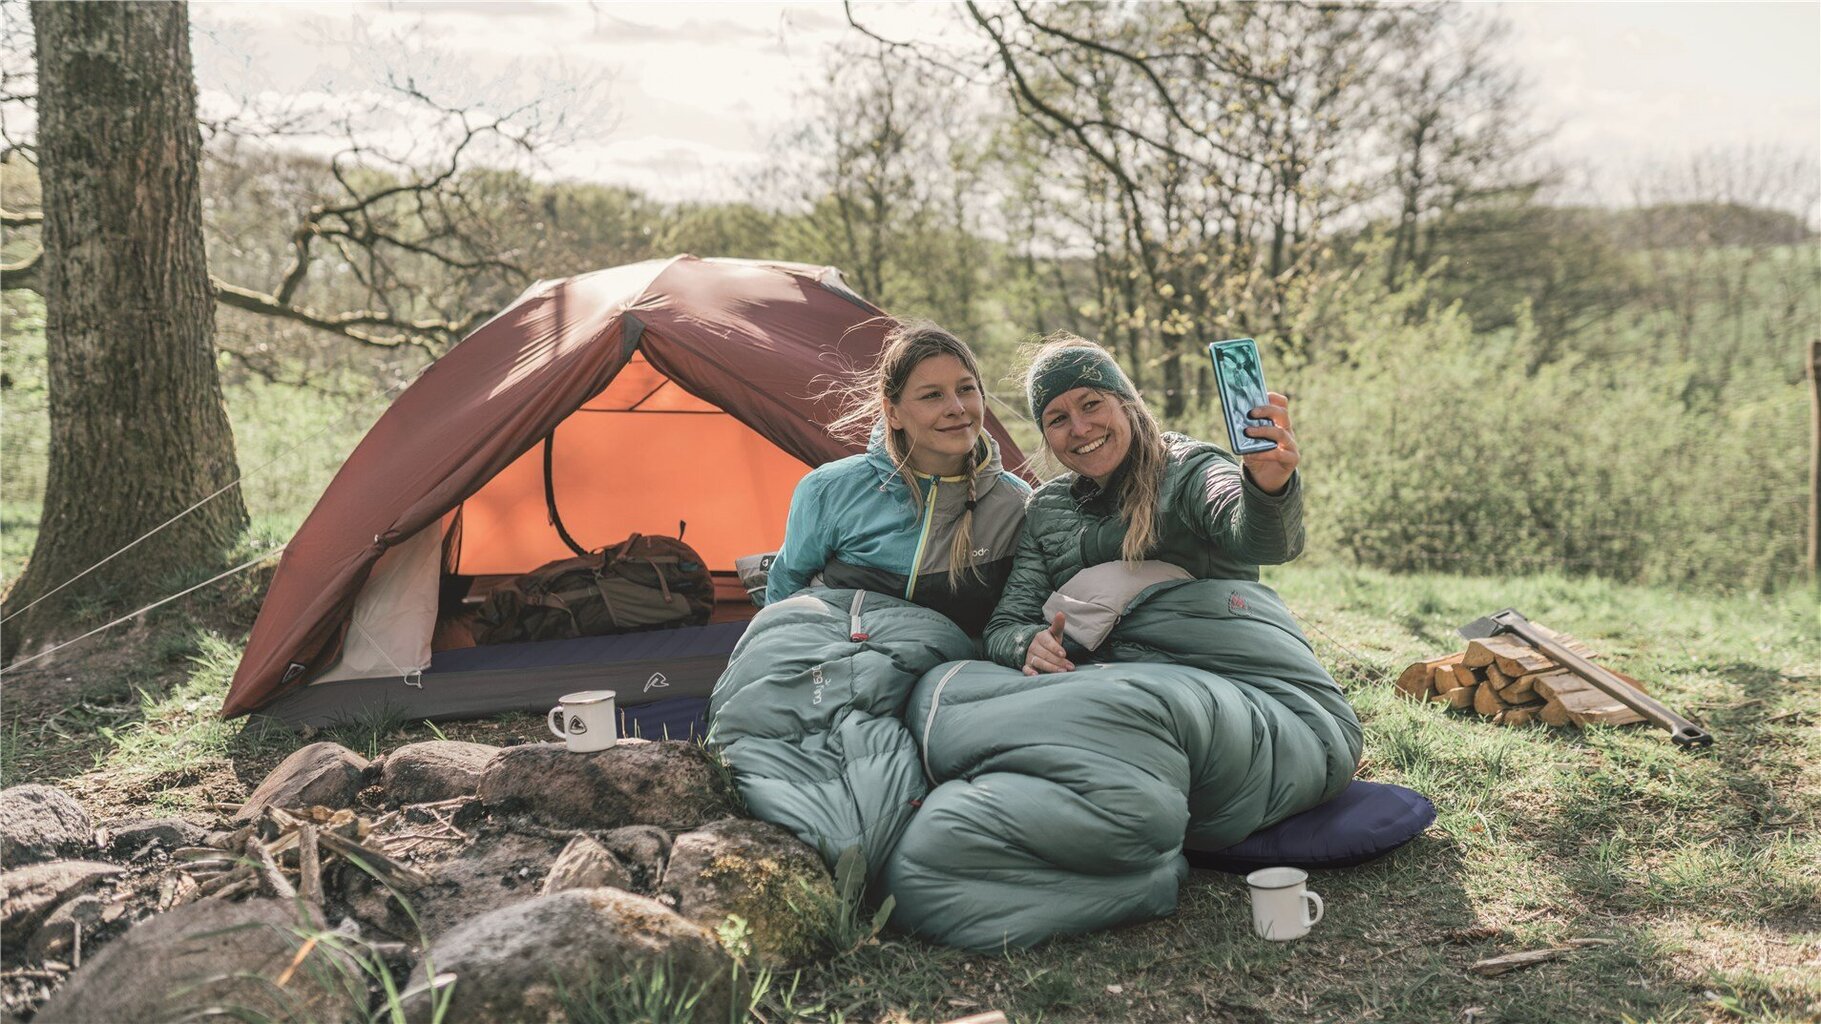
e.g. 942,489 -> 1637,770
1207,338 -> 1277,455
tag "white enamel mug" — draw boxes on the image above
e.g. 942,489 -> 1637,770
547,690 -> 618,753
1245,866 -> 1324,941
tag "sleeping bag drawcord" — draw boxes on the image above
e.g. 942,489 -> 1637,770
848,590 -> 868,642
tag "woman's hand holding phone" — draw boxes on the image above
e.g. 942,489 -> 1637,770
1241,391 -> 1300,495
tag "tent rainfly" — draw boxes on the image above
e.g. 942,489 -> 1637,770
222,256 -> 1029,726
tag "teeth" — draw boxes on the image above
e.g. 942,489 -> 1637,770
1073,436 -> 1107,455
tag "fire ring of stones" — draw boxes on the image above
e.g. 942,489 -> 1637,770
2,739 -> 837,1022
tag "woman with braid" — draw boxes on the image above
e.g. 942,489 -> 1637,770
766,320 -> 1030,636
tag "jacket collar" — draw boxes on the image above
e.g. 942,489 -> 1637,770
865,422 -> 1008,502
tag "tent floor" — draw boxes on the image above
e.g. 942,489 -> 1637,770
253,620 -> 747,729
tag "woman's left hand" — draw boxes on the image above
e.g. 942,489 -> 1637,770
1241,391 -> 1300,495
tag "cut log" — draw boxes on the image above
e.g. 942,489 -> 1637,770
1396,661 -> 1435,700
1503,673 -> 1537,702
1539,700 -> 1573,727
1395,652 -> 1468,699
1432,654 -> 1470,693
1530,672 -> 1646,726
1527,671 -> 1585,702
1502,707 -> 1538,727
1451,663 -> 1482,692
1447,685 -> 1478,710
1466,636 -> 1550,676
1484,664 -> 1509,691
1473,683 -> 1506,717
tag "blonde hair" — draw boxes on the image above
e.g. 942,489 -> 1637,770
826,318 -> 989,585
1024,334 -> 1165,563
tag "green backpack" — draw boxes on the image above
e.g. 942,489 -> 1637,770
472,533 -> 714,645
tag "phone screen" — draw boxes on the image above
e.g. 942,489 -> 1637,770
1208,338 -> 1276,455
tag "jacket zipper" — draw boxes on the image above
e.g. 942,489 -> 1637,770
903,477 -> 940,602
919,661 -> 967,784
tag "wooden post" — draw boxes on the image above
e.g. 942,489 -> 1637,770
1810,339 -> 1820,584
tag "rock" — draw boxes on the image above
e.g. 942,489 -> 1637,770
663,818 -> 833,966
34,898 -> 362,1024
105,817 -> 203,859
25,894 -> 106,962
236,742 -> 369,820
403,888 -> 739,1023
601,825 -> 671,891
382,740 -> 500,804
339,830 -> 565,941
0,785 -> 92,868
478,740 -> 736,831
1,861 -> 122,948
541,836 -> 632,895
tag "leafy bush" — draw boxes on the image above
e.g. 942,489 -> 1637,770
1270,277 -> 1811,592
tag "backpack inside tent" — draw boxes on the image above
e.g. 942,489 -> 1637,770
221,256 -> 1028,734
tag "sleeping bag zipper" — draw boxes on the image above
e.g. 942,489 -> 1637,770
919,662 -> 967,785
849,590 -> 868,642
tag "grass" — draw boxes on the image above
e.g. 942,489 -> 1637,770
1,561 -> 1815,1021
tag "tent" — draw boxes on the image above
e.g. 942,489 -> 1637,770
222,256 -> 1030,727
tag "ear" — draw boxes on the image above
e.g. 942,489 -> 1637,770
881,396 -> 901,431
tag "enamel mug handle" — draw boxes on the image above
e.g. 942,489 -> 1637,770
1303,890 -> 1324,927
548,706 -> 567,739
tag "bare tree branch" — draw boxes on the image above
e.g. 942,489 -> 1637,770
212,278 -> 469,353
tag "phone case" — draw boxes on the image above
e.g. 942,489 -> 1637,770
1208,338 -> 1277,455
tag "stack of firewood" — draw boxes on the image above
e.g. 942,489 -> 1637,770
1395,625 -> 1648,728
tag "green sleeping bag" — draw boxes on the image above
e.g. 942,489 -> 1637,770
708,580 -> 1360,950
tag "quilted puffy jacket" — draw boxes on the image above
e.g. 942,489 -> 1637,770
984,432 -> 1304,668
766,426 -> 1029,635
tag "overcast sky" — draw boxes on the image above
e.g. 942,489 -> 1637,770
183,1 -> 1821,207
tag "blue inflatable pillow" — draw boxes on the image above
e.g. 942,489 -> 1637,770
1185,780 -> 1435,873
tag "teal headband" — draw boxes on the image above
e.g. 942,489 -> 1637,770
1027,346 -> 1137,422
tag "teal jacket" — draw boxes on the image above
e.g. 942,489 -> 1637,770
984,433 -> 1304,667
767,427 -> 1030,635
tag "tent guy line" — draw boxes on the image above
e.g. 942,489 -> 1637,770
4,543 -> 289,672
1,373 -> 419,628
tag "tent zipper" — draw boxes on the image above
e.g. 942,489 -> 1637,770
919,662 -> 967,785
903,477 -> 939,602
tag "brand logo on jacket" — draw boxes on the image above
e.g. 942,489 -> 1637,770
644,672 -> 669,693
811,665 -> 826,706
1228,593 -> 1249,614
972,548 -> 989,558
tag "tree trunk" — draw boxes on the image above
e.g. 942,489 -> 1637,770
3,1 -> 246,659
